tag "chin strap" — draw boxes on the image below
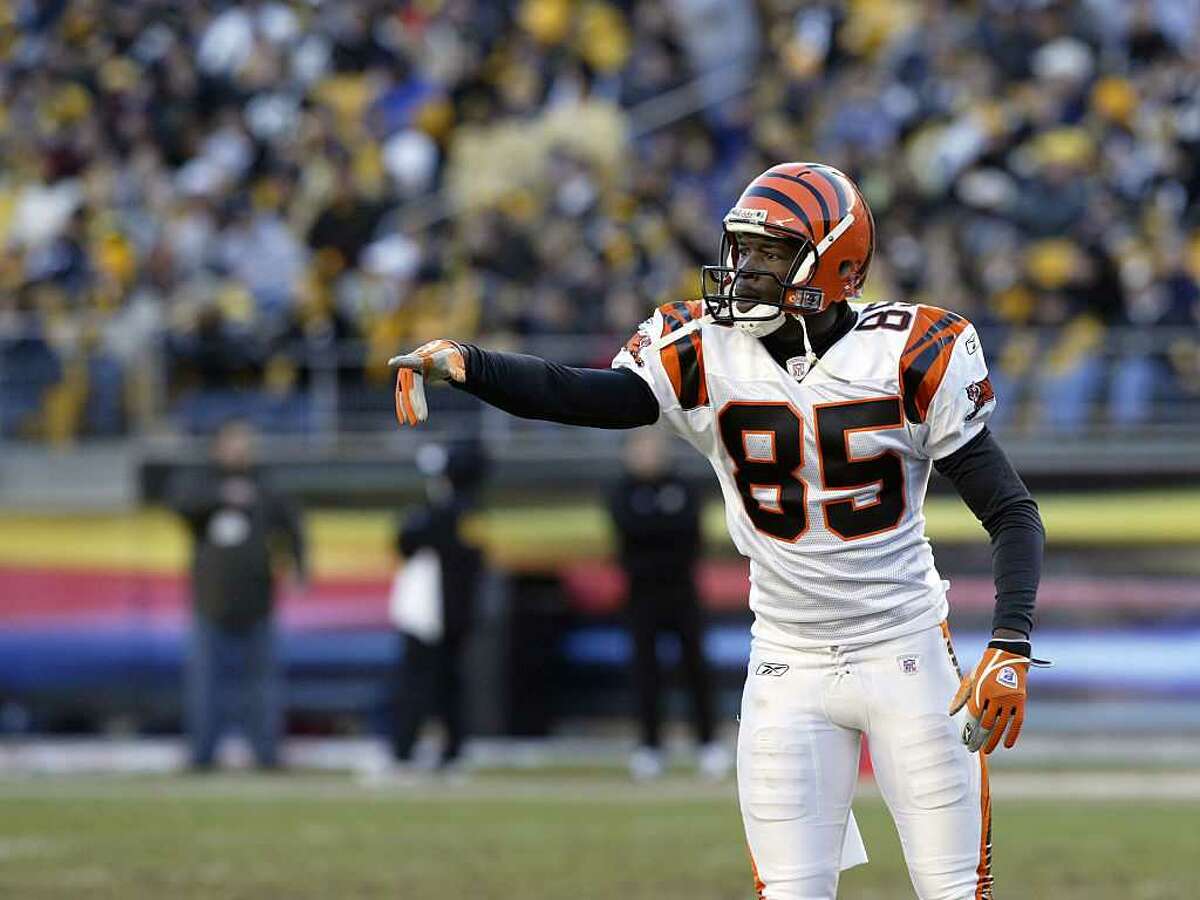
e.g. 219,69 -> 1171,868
792,312 -> 817,379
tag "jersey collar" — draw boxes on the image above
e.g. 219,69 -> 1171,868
758,304 -> 860,380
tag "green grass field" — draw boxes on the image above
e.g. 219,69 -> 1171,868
1,772 -> 1196,899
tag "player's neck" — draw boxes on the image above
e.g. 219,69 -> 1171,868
761,302 -> 856,362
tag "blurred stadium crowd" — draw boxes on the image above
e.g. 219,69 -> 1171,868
1,0 -> 1199,441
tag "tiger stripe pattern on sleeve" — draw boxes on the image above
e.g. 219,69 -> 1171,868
657,300 -> 708,410
899,306 -> 969,423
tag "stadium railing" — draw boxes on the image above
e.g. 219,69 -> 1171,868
2,323 -> 1199,488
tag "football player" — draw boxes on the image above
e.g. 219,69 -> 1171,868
391,163 -> 1046,900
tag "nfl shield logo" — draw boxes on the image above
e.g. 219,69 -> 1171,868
996,666 -> 1019,689
787,356 -> 810,381
898,655 -> 920,675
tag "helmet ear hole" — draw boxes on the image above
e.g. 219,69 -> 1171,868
838,259 -> 855,278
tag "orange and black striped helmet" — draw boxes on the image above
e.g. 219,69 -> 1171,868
702,162 -> 875,321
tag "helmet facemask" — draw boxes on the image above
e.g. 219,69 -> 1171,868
701,227 -> 825,338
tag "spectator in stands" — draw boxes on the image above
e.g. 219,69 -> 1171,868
2,1 -> 1199,438
379,441 -> 486,780
608,429 -> 728,781
166,418 -> 306,771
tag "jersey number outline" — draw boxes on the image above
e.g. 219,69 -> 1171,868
718,397 -> 907,542
856,302 -> 913,332
717,402 -> 808,541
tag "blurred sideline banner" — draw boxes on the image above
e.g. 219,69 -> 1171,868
2,558 -> 1198,735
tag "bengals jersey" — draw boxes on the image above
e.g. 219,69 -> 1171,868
612,300 -> 996,648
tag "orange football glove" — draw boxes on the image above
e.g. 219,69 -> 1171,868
388,340 -> 467,426
949,640 -> 1051,754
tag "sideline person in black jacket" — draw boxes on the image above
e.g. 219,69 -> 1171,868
166,418 -> 305,770
388,442 -> 486,774
609,429 -> 727,780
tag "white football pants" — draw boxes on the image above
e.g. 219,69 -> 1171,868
738,623 -> 990,900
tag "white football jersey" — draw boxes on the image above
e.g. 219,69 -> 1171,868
612,299 -> 996,648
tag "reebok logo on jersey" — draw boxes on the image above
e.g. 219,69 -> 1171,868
964,376 -> 995,421
897,654 -> 920,675
756,662 -> 789,677
996,666 -> 1019,689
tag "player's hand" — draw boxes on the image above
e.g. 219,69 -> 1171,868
949,640 -> 1051,754
387,340 -> 467,426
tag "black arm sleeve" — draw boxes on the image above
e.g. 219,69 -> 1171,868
163,470 -> 219,533
451,344 -> 660,429
933,427 -> 1044,637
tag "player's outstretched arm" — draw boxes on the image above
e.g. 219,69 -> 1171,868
389,339 -> 660,429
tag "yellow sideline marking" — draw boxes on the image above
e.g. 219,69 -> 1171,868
0,511 -> 396,577
0,489 -> 1196,573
